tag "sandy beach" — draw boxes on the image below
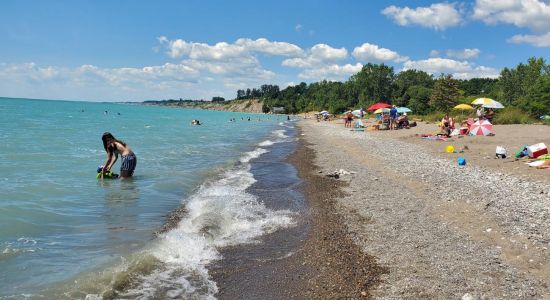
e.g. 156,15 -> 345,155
293,118 -> 550,299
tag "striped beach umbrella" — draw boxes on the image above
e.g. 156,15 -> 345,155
470,119 -> 493,136
471,98 -> 504,109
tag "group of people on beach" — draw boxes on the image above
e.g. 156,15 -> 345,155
343,105 -> 410,130
438,106 -> 496,137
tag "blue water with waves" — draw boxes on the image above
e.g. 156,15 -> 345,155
0,97 -> 297,298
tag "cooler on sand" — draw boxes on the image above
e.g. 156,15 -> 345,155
527,143 -> 548,158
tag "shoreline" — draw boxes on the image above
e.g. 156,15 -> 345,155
211,126 -> 385,299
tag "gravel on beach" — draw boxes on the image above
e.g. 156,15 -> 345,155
299,120 -> 550,299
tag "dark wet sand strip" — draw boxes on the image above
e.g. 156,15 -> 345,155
211,130 -> 386,299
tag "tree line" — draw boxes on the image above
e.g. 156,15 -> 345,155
236,57 -> 549,117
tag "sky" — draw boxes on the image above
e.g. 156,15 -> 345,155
1,0 -> 549,102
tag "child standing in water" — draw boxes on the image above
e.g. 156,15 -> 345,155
101,132 -> 137,178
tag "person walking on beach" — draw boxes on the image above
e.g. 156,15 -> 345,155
345,111 -> 354,128
101,132 -> 137,179
390,105 -> 398,130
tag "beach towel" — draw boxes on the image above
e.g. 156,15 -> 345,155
422,136 -> 449,141
527,160 -> 546,167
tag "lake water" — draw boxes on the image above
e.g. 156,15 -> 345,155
0,97 -> 299,299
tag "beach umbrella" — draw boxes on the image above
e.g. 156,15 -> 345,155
367,102 -> 392,111
396,107 -> 412,114
352,109 -> 363,117
470,119 -> 494,136
373,108 -> 390,114
471,98 -> 504,109
319,110 -> 329,115
453,104 -> 474,110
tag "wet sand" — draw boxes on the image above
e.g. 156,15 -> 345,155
210,129 -> 385,299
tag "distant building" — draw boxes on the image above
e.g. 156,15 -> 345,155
272,107 -> 285,114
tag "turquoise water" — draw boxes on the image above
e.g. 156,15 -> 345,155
0,97 -> 296,298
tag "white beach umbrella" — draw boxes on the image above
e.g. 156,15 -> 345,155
352,109 -> 363,117
471,98 -> 504,109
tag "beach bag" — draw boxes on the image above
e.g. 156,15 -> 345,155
514,146 -> 529,158
496,146 -> 507,159
409,121 -> 417,127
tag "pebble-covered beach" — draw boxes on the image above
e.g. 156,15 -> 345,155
299,119 -> 550,299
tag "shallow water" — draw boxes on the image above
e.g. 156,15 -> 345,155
0,97 -> 297,298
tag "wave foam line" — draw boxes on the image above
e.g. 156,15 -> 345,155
95,147 -> 296,299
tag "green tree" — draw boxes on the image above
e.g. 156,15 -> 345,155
457,78 -> 498,97
430,74 -> 459,112
498,57 -> 547,105
520,74 -> 550,116
392,69 -> 433,107
406,85 -> 432,114
236,89 -> 245,99
349,63 -> 395,106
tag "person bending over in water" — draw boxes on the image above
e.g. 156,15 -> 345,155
101,132 -> 136,178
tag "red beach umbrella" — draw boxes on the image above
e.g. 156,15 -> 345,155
470,119 -> 493,136
367,102 -> 392,111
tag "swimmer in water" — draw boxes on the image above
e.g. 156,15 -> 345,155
101,132 -> 137,179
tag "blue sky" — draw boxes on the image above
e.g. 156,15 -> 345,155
1,0 -> 549,102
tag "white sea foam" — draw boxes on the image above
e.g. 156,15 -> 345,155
112,147 -> 296,299
259,140 -> 275,147
240,148 -> 268,163
273,129 -> 288,139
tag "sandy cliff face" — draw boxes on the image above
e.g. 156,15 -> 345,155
143,99 -> 265,113
201,99 -> 264,113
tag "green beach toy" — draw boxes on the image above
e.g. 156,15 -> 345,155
96,165 -> 119,179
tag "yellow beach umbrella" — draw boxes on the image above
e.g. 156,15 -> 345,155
373,108 -> 390,114
453,104 -> 474,110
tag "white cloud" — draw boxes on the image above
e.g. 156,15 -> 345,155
295,24 -> 303,32
281,43 -> 354,81
310,44 -> 348,60
234,38 -> 304,56
430,50 -> 440,57
508,32 -> 550,47
473,0 -> 550,47
160,37 -> 303,59
352,43 -> 409,63
299,63 -> 363,81
381,3 -> 463,30
473,0 -> 550,32
445,48 -> 481,59
282,43 -> 347,69
0,60 -> 275,101
402,58 -> 500,79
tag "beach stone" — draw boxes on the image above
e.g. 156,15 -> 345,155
462,292 -> 474,300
